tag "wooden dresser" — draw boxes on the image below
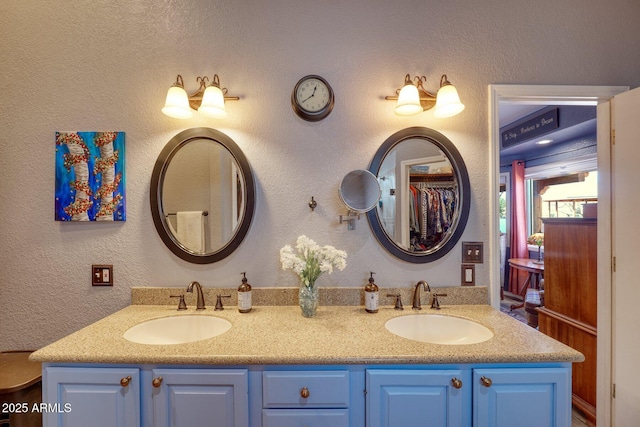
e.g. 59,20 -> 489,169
537,218 -> 597,423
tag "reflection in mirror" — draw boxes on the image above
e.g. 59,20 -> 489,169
367,127 -> 470,263
162,139 -> 243,253
378,139 -> 453,249
150,128 -> 255,264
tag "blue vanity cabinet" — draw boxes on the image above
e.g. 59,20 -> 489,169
366,368 -> 472,427
42,363 -> 571,427
473,367 -> 571,427
43,366 -> 141,427
149,368 -> 249,427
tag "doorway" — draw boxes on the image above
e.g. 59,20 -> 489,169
488,84 -> 628,427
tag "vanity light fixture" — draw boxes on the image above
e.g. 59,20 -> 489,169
161,74 -> 239,119
385,74 -> 465,118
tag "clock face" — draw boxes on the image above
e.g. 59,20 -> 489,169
296,77 -> 330,112
292,75 -> 334,121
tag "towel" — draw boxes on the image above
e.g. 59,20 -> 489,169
176,211 -> 205,253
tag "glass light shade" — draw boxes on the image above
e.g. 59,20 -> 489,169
198,85 -> 227,118
433,84 -> 465,118
162,86 -> 193,119
395,84 -> 423,116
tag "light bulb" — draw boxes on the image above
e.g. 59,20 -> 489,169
433,83 -> 465,118
198,85 -> 227,118
395,84 -> 422,116
162,85 -> 193,119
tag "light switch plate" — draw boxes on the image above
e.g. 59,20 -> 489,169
461,264 -> 475,286
462,242 -> 483,263
92,265 -> 113,286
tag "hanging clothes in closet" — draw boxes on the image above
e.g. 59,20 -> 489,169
408,182 -> 457,251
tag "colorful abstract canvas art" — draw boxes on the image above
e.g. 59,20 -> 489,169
55,131 -> 126,221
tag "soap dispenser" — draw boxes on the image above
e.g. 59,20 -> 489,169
238,272 -> 252,313
364,271 -> 379,313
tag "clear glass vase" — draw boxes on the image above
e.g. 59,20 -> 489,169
299,284 -> 319,317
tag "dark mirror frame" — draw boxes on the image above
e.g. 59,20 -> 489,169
150,127 -> 256,264
367,127 -> 470,263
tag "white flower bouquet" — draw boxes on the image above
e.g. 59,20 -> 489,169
280,235 -> 347,288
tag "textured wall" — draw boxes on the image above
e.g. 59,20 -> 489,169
1,0 -> 639,350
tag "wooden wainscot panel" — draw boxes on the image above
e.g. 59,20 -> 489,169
538,307 -> 596,424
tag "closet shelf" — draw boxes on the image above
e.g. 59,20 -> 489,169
409,173 -> 454,182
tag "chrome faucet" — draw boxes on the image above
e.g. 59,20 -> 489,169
186,281 -> 206,310
412,280 -> 431,310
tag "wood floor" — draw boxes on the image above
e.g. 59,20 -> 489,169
499,291 -> 527,324
572,406 -> 592,427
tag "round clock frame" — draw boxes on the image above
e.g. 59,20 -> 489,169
291,75 -> 335,122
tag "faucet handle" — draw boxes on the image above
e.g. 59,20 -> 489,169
170,294 -> 187,310
215,294 -> 231,311
386,294 -> 404,310
431,293 -> 448,310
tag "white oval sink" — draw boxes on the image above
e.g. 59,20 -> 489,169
385,314 -> 493,345
123,315 -> 231,345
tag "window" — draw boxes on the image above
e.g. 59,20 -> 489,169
527,170 -> 597,235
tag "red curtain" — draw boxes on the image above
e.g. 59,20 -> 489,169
508,160 -> 529,294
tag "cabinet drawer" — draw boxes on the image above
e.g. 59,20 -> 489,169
262,370 -> 349,408
262,409 -> 349,427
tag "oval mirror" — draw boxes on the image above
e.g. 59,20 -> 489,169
339,169 -> 381,213
150,128 -> 255,264
367,127 -> 470,263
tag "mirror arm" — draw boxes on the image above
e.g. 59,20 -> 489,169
339,210 -> 361,230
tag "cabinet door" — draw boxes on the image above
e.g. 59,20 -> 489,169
366,369 -> 470,427
151,368 -> 248,427
473,367 -> 570,427
44,366 -> 140,427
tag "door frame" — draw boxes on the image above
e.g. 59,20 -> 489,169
488,84 -> 628,427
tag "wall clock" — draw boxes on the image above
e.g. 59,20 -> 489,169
291,75 -> 335,122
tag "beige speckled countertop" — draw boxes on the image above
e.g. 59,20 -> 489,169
30,303 -> 583,366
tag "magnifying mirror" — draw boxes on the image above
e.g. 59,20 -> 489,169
339,169 -> 381,230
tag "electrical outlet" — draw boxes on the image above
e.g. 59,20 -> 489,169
462,242 -> 483,263
461,264 -> 475,286
92,265 -> 113,286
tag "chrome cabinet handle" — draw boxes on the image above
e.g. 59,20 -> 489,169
300,387 -> 310,398
152,377 -> 163,388
120,376 -> 131,387
480,376 -> 493,387
451,378 -> 463,389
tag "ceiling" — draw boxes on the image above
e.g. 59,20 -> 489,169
498,102 -> 597,159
